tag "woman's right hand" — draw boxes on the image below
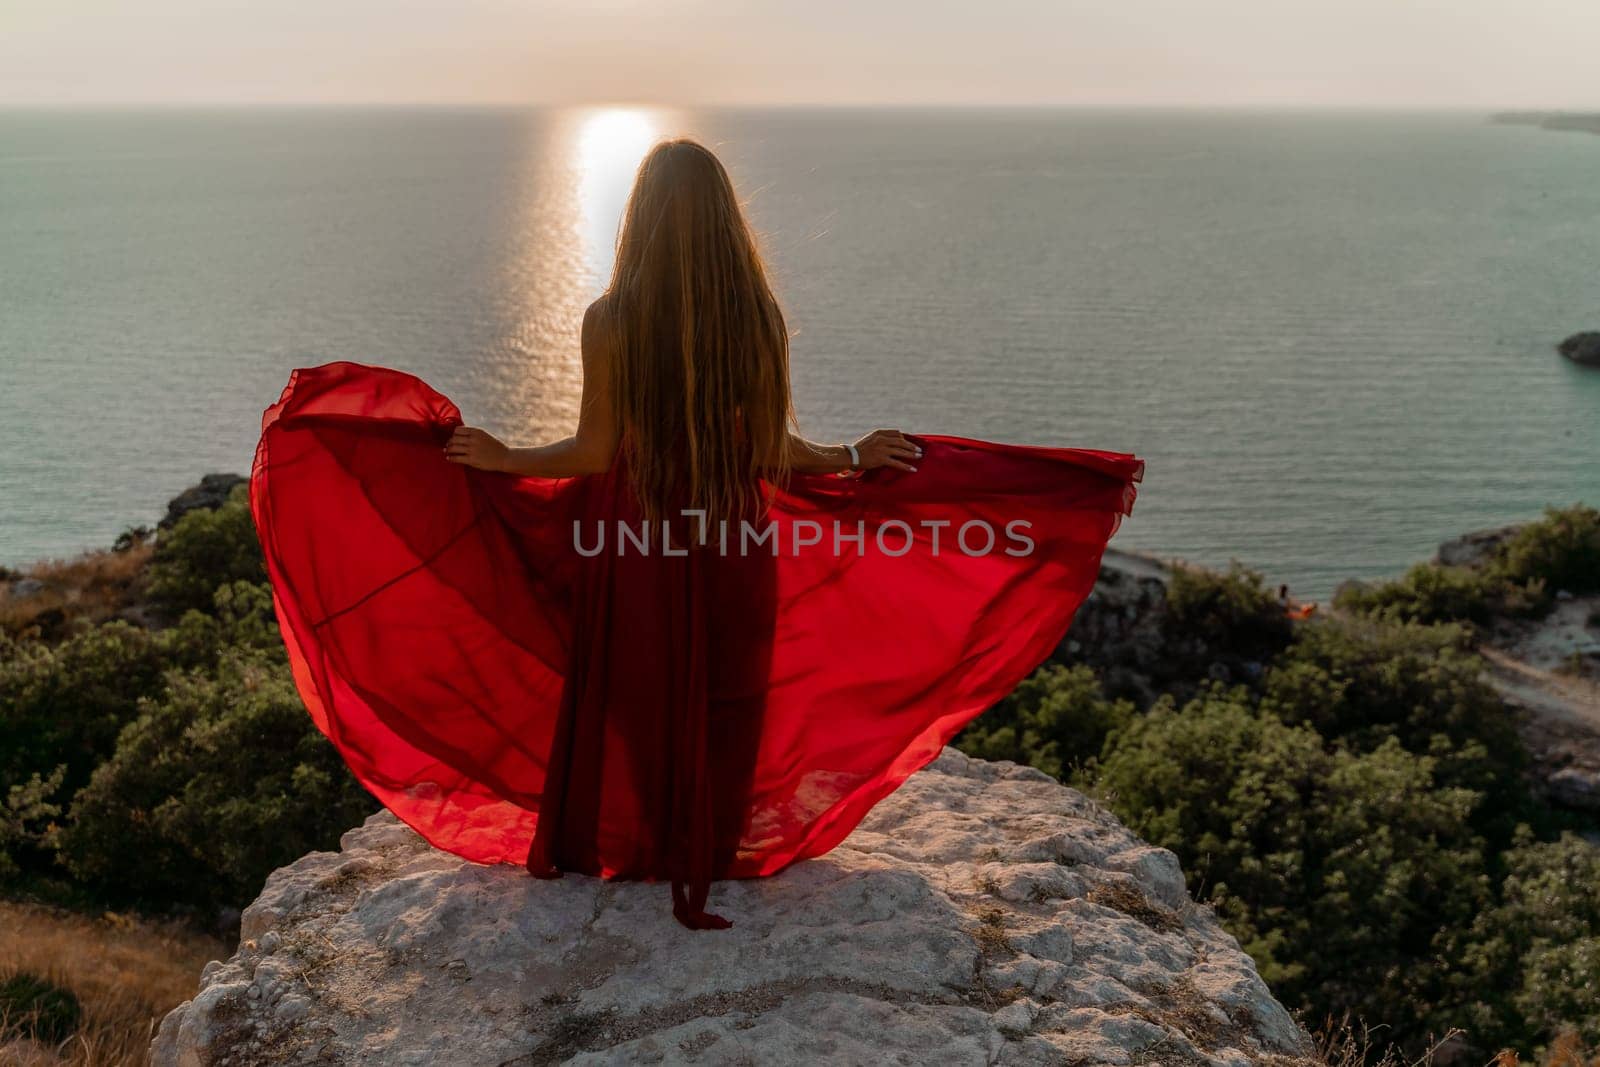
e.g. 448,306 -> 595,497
853,429 -> 922,473
444,425 -> 510,472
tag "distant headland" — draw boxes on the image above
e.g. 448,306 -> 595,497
1491,111 -> 1600,135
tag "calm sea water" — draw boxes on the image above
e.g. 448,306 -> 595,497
2,108 -> 1597,598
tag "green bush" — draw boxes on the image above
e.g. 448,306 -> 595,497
0,766 -> 65,880
1450,831 -> 1600,1054
1097,689 -> 1491,1050
1164,560 -> 1293,656
145,483 -> 266,618
1336,504 -> 1598,625
1261,617 -> 1528,832
1496,505 -> 1600,595
0,581 -> 282,830
0,622 -> 182,810
0,472 -> 311,910
55,643 -> 373,912
956,663 -> 1134,780
0,482 -> 364,917
1333,562 -> 1508,625
0,972 -> 82,1043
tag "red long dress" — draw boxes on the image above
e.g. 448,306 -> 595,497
249,361 -> 1143,928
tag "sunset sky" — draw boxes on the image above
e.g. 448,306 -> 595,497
3,0 -> 1597,108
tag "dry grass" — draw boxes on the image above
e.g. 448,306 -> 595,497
0,541 -> 153,638
1496,1031 -> 1600,1067
1145,975 -> 1226,1049
1087,879 -> 1183,933
0,900 -> 227,1066
972,904 -> 1013,955
1304,1014 -> 1463,1067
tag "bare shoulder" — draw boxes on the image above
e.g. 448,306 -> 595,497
582,294 -> 616,351
580,295 -> 617,383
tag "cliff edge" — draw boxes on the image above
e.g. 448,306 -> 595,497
150,749 -> 1310,1066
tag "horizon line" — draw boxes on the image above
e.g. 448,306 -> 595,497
1,101 -> 1594,114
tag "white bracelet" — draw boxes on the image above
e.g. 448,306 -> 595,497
844,443 -> 859,470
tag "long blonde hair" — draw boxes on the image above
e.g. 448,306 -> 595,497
602,138 -> 794,525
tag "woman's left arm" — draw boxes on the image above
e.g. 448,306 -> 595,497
445,304 -> 618,477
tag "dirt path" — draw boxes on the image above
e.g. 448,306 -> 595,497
1481,594 -> 1600,732
1482,646 -> 1600,732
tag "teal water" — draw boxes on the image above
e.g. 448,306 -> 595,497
2,108 -> 1597,598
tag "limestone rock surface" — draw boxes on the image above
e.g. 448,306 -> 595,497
151,749 -> 1312,1066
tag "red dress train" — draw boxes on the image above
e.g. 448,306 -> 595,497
249,362 -> 1143,928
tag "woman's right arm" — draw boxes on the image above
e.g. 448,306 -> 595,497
786,429 -> 921,474
445,302 -> 618,477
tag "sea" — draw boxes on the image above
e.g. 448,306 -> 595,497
2,107 -> 1597,599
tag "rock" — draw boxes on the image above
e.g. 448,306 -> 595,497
1060,549 -> 1175,705
1547,767 -> 1600,811
1063,548 -> 1294,706
150,749 -> 1311,1067
1559,331 -> 1600,368
1434,524 -> 1524,568
8,577 -> 45,598
159,473 -> 247,530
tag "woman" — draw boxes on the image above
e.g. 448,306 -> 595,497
250,138 -> 1142,930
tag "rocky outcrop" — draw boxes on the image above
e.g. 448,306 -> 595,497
1059,548 -> 1290,705
1433,524 -> 1524,568
1558,331 -> 1600,368
160,473 -> 246,530
1057,548 -> 1174,704
150,750 -> 1311,1067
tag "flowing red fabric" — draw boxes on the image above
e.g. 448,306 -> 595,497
249,361 -> 1143,929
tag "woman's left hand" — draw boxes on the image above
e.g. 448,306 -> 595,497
444,426 -> 509,472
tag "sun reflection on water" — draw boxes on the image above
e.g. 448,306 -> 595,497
486,106 -> 682,438
575,107 -> 669,289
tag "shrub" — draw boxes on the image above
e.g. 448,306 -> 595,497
1261,616 -> 1528,833
1496,505 -> 1600,595
198,579 -> 286,653
1096,690 -> 1492,1051
0,971 -> 82,1043
1164,560 -> 1292,659
1333,562 -> 1507,626
145,483 -> 266,618
0,581 -> 280,831
955,663 -> 1134,780
0,622 -> 181,810
1450,831 -> 1600,1055
56,644 -> 373,912
0,766 -> 65,881
1336,504 -> 1599,626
